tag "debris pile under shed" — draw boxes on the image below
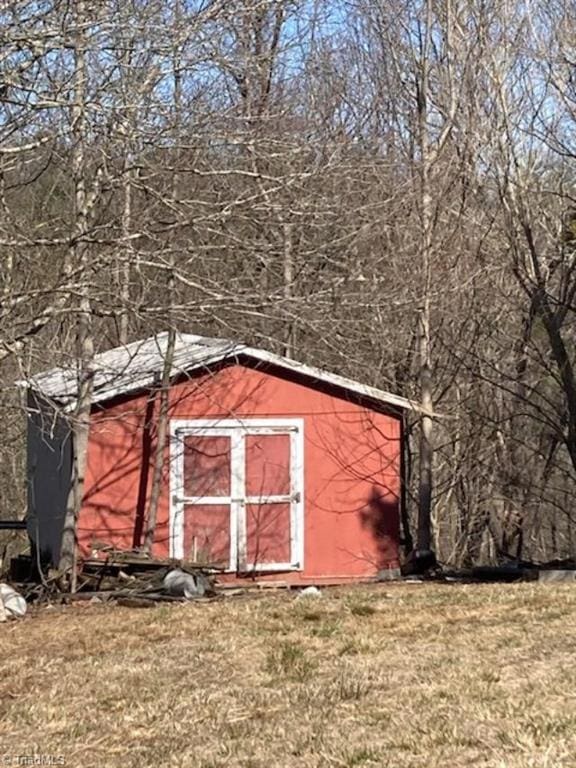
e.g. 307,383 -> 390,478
5,547 -> 576,617
11,549 -> 221,607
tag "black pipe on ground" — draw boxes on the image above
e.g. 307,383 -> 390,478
0,521 -> 27,530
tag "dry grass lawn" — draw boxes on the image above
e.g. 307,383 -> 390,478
1,582 -> 576,767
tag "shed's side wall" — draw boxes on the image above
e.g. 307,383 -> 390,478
80,364 -> 401,580
27,392 -> 72,566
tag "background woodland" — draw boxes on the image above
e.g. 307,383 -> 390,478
2,0 -> 576,567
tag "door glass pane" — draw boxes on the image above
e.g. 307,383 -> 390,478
246,502 -> 291,565
183,435 -> 231,497
183,504 -> 230,567
245,434 -> 290,496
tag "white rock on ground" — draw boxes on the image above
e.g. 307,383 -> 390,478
0,583 -> 27,619
297,586 -> 322,599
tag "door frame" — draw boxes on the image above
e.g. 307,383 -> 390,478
169,418 -> 304,572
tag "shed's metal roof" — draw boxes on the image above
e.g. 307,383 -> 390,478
20,332 -> 418,413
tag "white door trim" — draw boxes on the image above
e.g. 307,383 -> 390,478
169,428 -> 238,569
169,418 -> 304,572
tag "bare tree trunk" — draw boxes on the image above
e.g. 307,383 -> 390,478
59,0 -> 94,586
143,0 -> 181,554
143,322 -> 175,554
118,164 -> 133,345
417,295 -> 434,551
283,220 -> 295,357
117,29 -> 136,347
534,283 -> 576,472
416,0 -> 435,553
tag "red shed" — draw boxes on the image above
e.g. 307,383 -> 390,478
24,333 -> 415,584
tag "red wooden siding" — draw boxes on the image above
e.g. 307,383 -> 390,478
246,502 -> 291,566
246,433 -> 290,496
183,434 -> 231,497
80,363 -> 402,582
181,434 -> 232,566
183,503 -> 230,567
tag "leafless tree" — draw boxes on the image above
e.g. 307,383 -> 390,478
4,0 -> 576,575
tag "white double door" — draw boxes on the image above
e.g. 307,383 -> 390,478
170,419 -> 304,572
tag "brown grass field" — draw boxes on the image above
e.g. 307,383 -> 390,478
1,582 -> 576,768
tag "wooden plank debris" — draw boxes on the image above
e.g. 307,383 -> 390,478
11,548 -> 220,605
